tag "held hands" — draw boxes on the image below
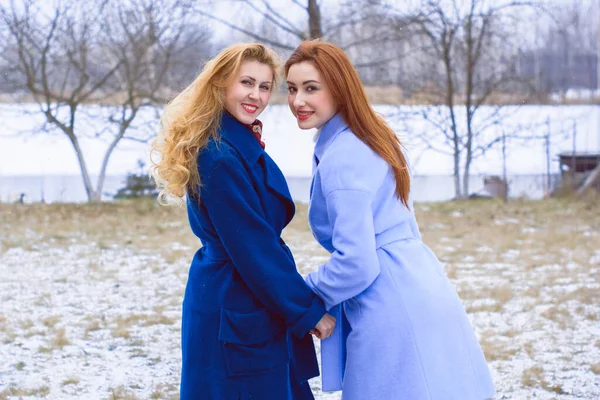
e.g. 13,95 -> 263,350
309,313 -> 336,340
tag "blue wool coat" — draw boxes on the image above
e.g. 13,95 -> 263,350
181,112 -> 326,399
306,114 -> 496,400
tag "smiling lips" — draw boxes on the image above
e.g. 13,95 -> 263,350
242,103 -> 258,114
296,110 -> 314,121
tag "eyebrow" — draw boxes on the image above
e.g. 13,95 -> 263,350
241,75 -> 272,84
286,80 -> 320,86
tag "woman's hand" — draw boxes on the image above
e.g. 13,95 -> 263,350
309,313 -> 336,340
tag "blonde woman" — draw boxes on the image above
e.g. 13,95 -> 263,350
151,43 -> 334,400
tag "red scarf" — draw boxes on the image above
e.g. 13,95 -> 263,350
244,119 -> 265,149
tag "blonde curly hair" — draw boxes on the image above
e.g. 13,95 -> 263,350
150,43 -> 279,205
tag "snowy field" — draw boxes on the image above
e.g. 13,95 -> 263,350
1,198 -> 599,399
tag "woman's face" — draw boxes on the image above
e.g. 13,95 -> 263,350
286,61 -> 337,130
224,60 -> 273,124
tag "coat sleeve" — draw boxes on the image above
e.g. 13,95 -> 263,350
199,155 -> 326,338
305,189 -> 380,311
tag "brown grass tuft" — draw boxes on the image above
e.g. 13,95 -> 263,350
0,385 -> 51,398
42,315 -> 61,328
62,377 -> 80,386
51,327 -> 70,349
109,386 -> 139,400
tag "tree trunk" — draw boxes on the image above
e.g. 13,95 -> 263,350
463,106 -> 474,197
44,107 -> 99,202
453,149 -> 461,200
502,129 -> 508,202
96,133 -> 122,203
69,133 -> 99,202
463,6 -> 475,199
96,115 -> 136,201
462,155 -> 471,198
307,0 -> 322,39
442,35 -> 462,199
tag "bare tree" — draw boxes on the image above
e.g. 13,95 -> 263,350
384,0 -> 537,198
0,0 -> 204,201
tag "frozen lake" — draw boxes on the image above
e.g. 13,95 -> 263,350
0,103 -> 597,202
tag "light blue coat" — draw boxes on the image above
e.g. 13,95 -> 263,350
305,114 -> 496,400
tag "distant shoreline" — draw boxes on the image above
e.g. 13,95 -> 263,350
0,173 -> 561,204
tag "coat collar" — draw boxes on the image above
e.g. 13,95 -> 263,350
219,112 -> 264,164
219,112 -> 294,213
314,113 -> 349,162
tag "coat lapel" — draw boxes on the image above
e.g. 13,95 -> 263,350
219,113 -> 264,165
310,113 -> 349,201
219,112 -> 295,224
262,152 -> 295,210
313,113 -> 349,163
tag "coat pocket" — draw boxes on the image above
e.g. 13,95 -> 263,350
218,307 -> 289,377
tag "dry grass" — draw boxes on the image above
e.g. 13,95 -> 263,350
149,384 -> 179,400
2,196 -> 596,257
110,312 -> 177,340
41,315 -> 61,328
84,318 -> 102,338
0,385 -> 51,398
0,198 -> 196,258
51,327 -> 71,349
62,377 -> 80,386
109,385 -> 139,400
521,365 -> 567,394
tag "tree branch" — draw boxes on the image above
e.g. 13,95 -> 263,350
191,7 -> 296,50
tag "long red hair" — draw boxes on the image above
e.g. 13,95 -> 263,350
284,40 -> 410,207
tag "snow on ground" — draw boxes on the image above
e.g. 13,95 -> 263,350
0,199 -> 599,399
0,243 -> 183,399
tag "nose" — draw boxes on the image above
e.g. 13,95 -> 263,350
293,92 -> 306,109
248,85 -> 259,100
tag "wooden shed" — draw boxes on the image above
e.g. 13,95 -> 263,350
559,152 -> 600,174
557,152 -> 600,194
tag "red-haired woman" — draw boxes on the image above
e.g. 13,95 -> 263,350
285,40 -> 495,400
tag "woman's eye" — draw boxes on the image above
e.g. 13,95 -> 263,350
242,80 -> 251,85
260,85 -> 270,91
307,86 -> 317,92
288,87 -> 296,93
